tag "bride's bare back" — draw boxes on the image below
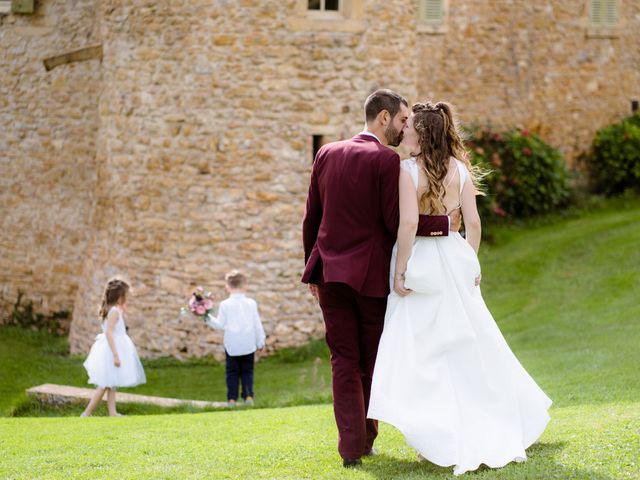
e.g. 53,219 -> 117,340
415,157 -> 461,215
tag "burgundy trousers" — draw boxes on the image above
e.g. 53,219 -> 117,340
317,281 -> 387,459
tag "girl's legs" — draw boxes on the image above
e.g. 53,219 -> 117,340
106,388 -> 120,416
81,387 -> 106,416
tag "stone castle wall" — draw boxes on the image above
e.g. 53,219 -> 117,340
67,0 -> 419,358
415,0 -> 640,163
1,0 -> 638,358
0,0 -> 101,317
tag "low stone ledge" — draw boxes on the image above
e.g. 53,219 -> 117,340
26,383 -> 227,409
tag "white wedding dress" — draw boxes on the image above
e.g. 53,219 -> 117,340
368,159 -> 551,475
83,306 -> 146,388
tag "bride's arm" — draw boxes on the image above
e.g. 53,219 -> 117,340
394,169 -> 419,296
460,177 -> 481,253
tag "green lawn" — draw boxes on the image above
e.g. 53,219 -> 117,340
0,329 -> 332,417
1,197 -> 639,478
0,402 -> 637,479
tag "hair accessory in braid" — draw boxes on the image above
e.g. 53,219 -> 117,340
98,278 -> 130,321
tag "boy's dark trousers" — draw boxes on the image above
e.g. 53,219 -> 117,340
225,351 -> 255,401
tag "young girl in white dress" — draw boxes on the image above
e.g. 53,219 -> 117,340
368,102 -> 551,475
81,278 -> 146,417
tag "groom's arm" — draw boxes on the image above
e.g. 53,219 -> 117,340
302,153 -> 323,263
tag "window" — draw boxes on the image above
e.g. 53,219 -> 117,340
589,0 -> 618,27
312,135 -> 325,162
308,130 -> 335,161
289,0 -> 364,33
418,0 -> 443,24
417,0 -> 448,34
587,0 -> 619,37
308,0 -> 340,11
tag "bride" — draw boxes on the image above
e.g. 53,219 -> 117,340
367,101 -> 552,475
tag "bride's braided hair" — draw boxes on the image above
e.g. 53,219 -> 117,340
412,101 -> 485,214
98,278 -> 130,321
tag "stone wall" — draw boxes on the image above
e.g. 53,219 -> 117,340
68,0 -> 418,358
1,0 -> 638,359
416,0 -> 640,164
0,1 -> 101,316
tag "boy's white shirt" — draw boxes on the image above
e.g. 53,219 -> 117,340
205,292 -> 266,356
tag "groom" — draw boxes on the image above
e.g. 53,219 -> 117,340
302,89 -> 460,466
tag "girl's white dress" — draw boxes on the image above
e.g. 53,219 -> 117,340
83,306 -> 146,388
368,159 -> 552,476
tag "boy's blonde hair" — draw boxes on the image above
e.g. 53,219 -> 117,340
225,269 -> 247,289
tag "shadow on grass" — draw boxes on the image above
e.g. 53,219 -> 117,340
360,442 -> 616,480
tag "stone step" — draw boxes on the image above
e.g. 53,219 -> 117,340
26,384 -> 227,409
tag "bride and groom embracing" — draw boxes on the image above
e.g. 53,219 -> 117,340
301,89 -> 551,475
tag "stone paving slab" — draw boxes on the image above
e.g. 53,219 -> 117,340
26,384 -> 227,409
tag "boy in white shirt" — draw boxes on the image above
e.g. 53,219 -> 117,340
206,270 -> 266,407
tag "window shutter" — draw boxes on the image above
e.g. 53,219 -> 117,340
418,0 -> 444,24
590,0 -> 618,27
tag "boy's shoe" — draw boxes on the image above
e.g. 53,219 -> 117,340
244,397 -> 254,406
227,400 -> 237,408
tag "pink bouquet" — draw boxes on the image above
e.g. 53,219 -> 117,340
182,287 -> 214,321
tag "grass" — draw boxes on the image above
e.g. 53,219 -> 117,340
0,196 -> 639,478
0,402 -> 637,479
0,328 -> 332,417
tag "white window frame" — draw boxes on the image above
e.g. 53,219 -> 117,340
289,0 -> 364,33
307,0 -> 342,19
586,0 -> 620,38
0,1 -> 11,15
417,0 -> 449,35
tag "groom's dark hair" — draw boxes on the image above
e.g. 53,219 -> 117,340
364,89 -> 408,122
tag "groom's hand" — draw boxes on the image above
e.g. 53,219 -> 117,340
450,208 -> 462,232
308,284 -> 319,300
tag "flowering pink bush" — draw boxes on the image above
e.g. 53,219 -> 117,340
466,126 -> 571,220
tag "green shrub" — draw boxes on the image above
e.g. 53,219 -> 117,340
467,127 -> 571,221
584,113 -> 640,196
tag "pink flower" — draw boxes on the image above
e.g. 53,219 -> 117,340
203,299 -> 213,310
195,305 -> 206,315
493,134 -> 503,142
522,147 -> 532,156
492,205 -> 507,217
521,129 -> 530,137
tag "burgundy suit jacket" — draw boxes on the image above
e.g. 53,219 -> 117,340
301,134 -> 449,297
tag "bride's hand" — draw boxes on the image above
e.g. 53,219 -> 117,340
394,273 -> 412,297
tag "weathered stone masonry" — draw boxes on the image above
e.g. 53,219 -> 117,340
1,0 -> 638,358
